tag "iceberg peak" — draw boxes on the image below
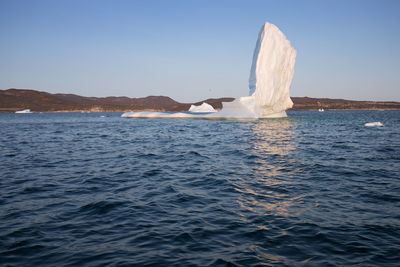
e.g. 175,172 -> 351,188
216,22 -> 296,118
248,22 -> 296,117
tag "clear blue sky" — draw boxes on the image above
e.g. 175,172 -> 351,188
1,0 -> 399,102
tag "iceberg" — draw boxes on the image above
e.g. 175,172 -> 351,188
364,122 -> 383,127
122,22 -> 296,119
212,22 -> 296,118
188,103 -> 217,113
15,109 -> 32,114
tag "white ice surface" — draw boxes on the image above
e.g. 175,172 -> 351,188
188,103 -> 216,113
121,112 -> 194,119
122,22 -> 296,119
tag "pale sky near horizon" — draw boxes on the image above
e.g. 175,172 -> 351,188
1,0 -> 399,102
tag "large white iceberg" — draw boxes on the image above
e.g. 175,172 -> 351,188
188,103 -> 217,113
122,22 -> 296,119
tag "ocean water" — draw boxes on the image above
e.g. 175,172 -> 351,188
0,110 -> 399,266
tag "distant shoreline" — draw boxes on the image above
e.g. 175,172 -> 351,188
1,88 -> 400,113
3,109 -> 400,114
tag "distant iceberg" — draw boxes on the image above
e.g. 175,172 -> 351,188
188,103 -> 216,113
15,109 -> 32,114
122,22 -> 296,119
364,122 -> 383,127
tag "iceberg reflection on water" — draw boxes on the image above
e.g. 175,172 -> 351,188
233,119 -> 301,219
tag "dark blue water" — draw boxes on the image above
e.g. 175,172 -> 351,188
1,111 -> 399,266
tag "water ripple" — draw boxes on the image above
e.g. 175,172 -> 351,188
0,111 -> 399,266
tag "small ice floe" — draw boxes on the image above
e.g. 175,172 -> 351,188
188,102 -> 217,113
15,109 -> 32,113
100,115 -> 105,118
364,122 -> 383,127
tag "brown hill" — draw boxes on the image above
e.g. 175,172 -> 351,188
291,97 -> 400,110
0,89 -> 233,113
1,88 -> 399,113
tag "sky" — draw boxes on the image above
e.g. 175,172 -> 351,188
0,0 -> 399,102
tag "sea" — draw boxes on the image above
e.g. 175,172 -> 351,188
0,110 -> 399,266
